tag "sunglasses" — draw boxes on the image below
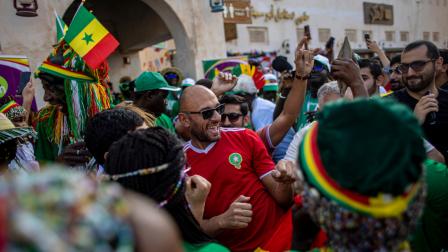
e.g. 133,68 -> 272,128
388,67 -> 402,75
399,59 -> 435,73
164,73 -> 178,79
184,103 -> 225,120
221,113 -> 243,123
312,64 -> 325,72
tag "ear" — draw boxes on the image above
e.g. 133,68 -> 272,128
103,152 -> 109,162
178,113 -> 191,128
435,56 -> 444,69
243,114 -> 250,125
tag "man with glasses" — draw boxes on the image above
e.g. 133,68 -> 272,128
178,59 -> 314,250
391,40 -> 448,161
132,72 -> 180,133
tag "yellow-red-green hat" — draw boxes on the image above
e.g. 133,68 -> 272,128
298,98 -> 426,218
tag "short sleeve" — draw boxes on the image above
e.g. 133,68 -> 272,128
256,125 -> 275,155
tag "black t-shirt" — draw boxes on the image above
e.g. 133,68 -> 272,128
390,88 -> 448,161
440,81 -> 448,91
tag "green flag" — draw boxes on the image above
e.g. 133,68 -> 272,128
55,11 -> 68,42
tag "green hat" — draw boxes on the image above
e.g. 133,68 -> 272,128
298,98 -> 426,218
263,84 -> 278,92
134,72 -> 180,92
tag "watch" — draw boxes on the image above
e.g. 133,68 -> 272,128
295,73 -> 310,80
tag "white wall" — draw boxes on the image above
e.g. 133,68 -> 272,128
226,0 -> 448,64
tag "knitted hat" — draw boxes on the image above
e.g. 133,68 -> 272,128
263,73 -> 279,92
298,98 -> 426,218
134,72 -> 180,92
0,113 -> 36,144
35,40 -> 112,143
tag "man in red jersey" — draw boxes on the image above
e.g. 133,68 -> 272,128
179,69 -> 304,250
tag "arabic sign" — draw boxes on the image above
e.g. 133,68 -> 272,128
363,2 -> 394,25
223,0 -> 252,24
251,4 -> 309,25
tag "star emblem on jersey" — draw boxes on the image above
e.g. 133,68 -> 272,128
228,153 -> 243,169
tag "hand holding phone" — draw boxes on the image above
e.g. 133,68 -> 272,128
17,72 -> 31,96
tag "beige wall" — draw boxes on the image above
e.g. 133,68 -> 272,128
0,0 -> 227,108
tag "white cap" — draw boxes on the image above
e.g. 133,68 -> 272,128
313,55 -> 331,72
233,74 -> 258,94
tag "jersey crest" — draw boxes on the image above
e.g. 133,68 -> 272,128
228,152 -> 243,169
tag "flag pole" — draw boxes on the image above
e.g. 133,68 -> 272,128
72,1 -> 84,21
53,10 -> 64,34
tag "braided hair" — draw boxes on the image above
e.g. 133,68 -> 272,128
105,127 -> 212,244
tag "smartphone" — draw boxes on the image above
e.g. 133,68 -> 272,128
364,33 -> 371,42
326,37 -> 335,49
304,25 -> 311,40
17,71 -> 31,96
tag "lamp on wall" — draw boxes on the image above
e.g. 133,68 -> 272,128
210,0 -> 224,13
13,0 -> 38,17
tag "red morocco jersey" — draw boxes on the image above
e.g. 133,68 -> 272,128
184,128 -> 287,252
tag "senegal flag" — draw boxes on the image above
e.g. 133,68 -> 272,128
64,6 -> 119,69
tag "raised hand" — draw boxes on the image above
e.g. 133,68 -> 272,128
272,159 -> 296,184
211,72 -> 238,97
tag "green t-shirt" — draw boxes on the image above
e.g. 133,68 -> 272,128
183,242 -> 229,252
166,91 -> 180,118
155,113 -> 176,134
295,92 -> 318,131
410,159 -> 448,252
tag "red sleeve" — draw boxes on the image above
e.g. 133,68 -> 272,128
257,125 -> 275,155
245,129 -> 275,178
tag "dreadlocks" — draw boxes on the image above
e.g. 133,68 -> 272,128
105,127 -> 212,244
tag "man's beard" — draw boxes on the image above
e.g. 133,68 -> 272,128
390,79 -> 404,91
403,71 -> 434,92
190,123 -> 220,143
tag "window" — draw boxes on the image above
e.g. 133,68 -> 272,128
400,31 -> 409,42
248,27 -> 268,44
433,32 -> 440,42
318,28 -> 331,43
345,29 -> 357,42
385,31 -> 395,42
423,32 -> 431,40
296,28 -> 305,41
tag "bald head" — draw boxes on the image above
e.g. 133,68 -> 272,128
180,85 -> 218,112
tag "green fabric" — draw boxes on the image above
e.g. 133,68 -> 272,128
166,92 -> 180,118
410,159 -> 448,252
183,242 -> 229,252
35,113 -> 60,162
134,72 -> 180,92
155,113 -> 175,134
263,84 -> 278,92
295,92 -> 318,131
316,98 -> 426,196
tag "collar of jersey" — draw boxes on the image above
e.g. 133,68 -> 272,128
186,141 -> 217,154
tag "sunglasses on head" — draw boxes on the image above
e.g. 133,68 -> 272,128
184,103 -> 225,120
221,113 -> 243,123
399,59 -> 435,73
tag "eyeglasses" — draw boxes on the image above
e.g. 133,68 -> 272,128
399,59 -> 435,73
388,67 -> 402,75
221,113 -> 243,123
184,103 -> 225,120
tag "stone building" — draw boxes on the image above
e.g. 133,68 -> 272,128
0,0 -> 227,107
